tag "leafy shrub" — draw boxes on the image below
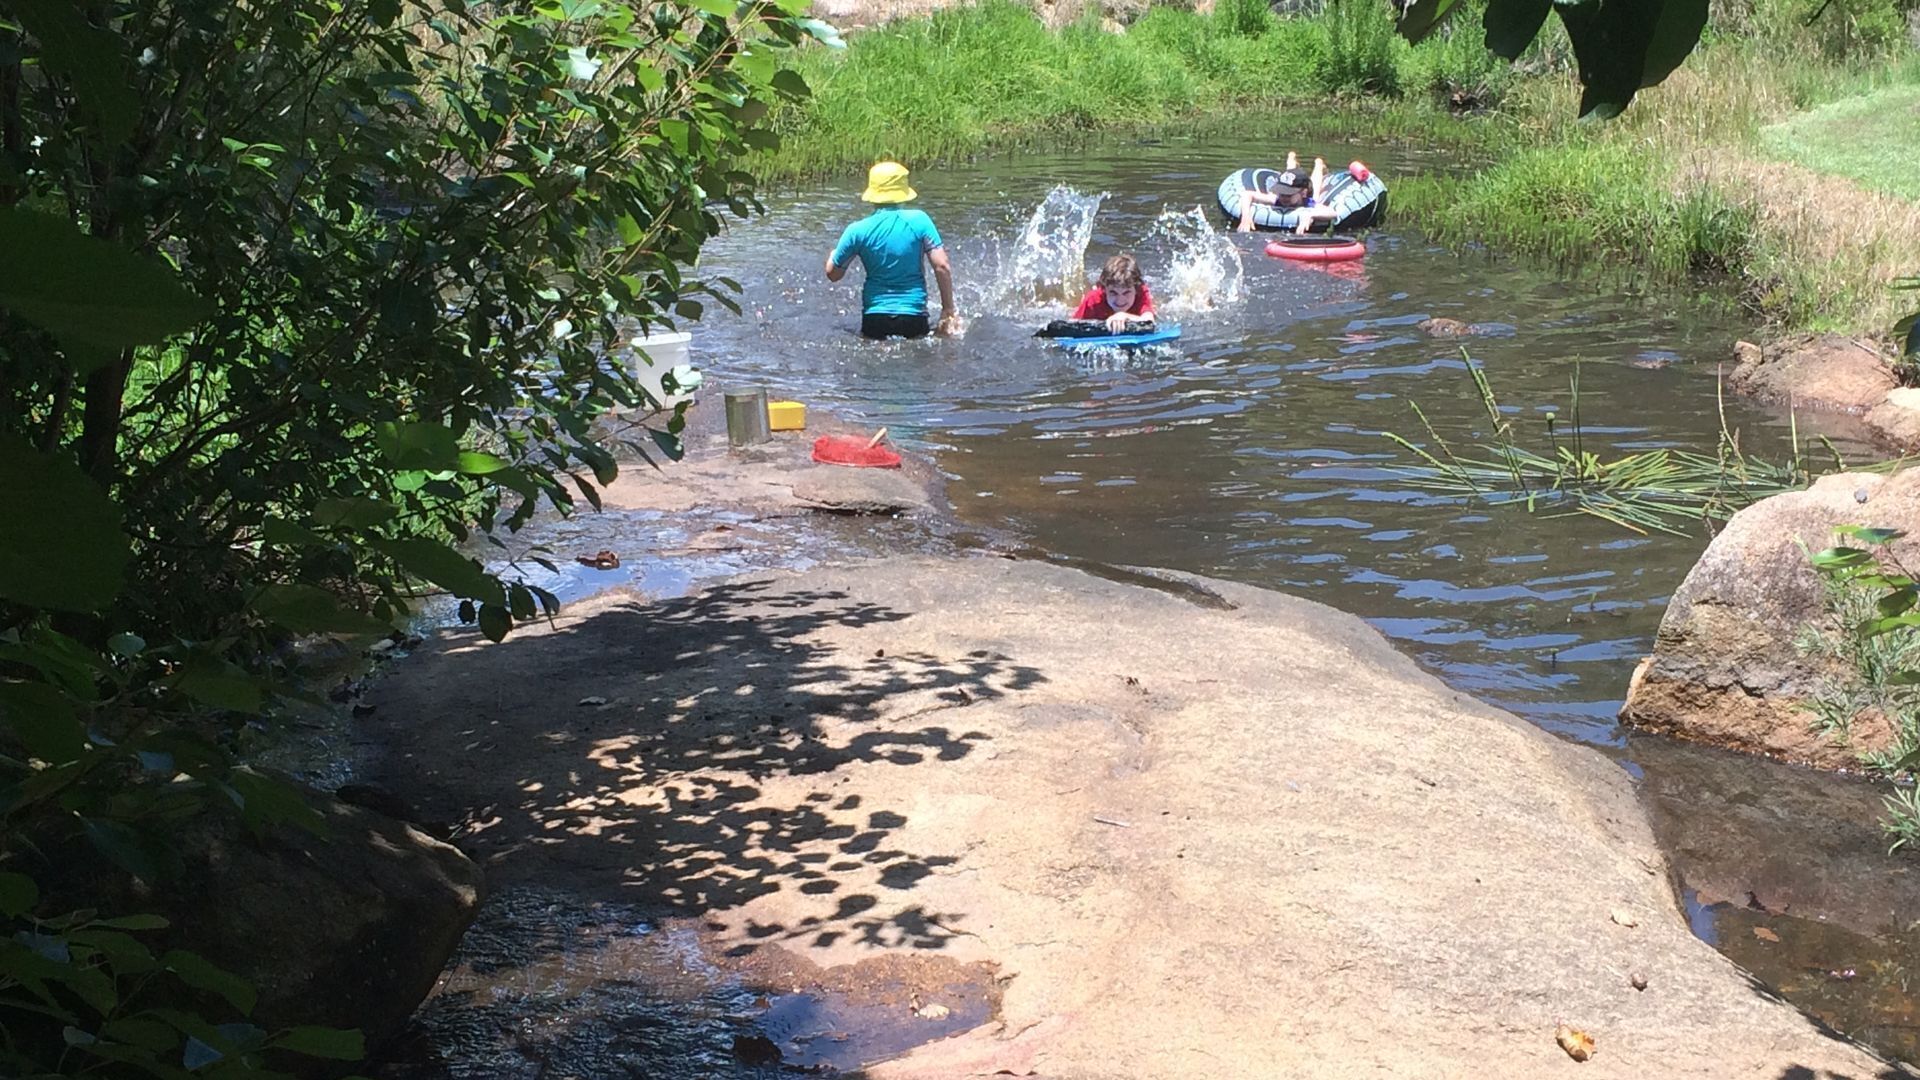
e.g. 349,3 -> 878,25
1217,0 -> 1275,38
1321,0 -> 1403,95
0,872 -> 362,1078
1401,13 -> 1515,109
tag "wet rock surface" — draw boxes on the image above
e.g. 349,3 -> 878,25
371,887 -> 996,1078
1622,469 -> 1920,768
360,555 -> 1910,1078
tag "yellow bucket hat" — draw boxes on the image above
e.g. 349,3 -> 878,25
860,161 -> 917,204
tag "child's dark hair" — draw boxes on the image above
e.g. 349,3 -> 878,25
1097,253 -> 1144,289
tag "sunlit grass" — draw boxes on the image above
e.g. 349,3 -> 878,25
1760,82 -> 1920,201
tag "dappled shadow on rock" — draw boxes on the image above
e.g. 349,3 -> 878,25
365,576 -> 1044,930
359,575 -> 1044,1074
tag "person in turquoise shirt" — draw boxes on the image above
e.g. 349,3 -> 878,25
824,161 -> 959,340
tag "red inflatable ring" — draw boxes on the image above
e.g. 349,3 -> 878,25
1265,235 -> 1365,262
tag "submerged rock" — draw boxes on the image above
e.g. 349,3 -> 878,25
364,556 -> 1908,1078
1621,470 -> 1920,768
1418,316 -> 1475,337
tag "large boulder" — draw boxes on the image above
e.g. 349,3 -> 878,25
1621,469 -> 1920,768
364,556 -> 1909,1078
1727,333 -> 1898,414
27,787 -> 482,1071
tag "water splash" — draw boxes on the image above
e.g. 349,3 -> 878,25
1141,205 -> 1243,314
979,184 -> 1106,312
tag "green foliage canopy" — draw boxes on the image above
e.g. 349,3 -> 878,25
0,0 -> 832,1071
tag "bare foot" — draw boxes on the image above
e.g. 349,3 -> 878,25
1285,151 -> 1299,170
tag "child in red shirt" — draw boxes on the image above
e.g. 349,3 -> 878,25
1072,253 -> 1156,333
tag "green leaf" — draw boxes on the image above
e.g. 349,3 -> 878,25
0,871 -> 37,917
176,656 -> 265,713
89,913 -> 168,930
1862,613 -> 1920,637
0,679 -> 87,763
311,497 -> 397,529
457,451 -> 510,475
1395,0 -> 1462,42
68,928 -> 159,976
1878,589 -> 1918,619
632,60 -> 665,94
374,422 -> 463,471
1557,0 -> 1707,119
1483,0 -> 1552,57
0,208 -> 210,349
271,1026 -> 366,1061
163,950 -> 258,1017
0,436 -> 130,611
261,517 -> 329,546
101,1017 -> 176,1052
689,0 -> 735,15
82,818 -> 162,881
507,584 -> 537,621
106,632 -> 145,657
477,602 -> 510,643
574,441 -> 618,485
226,768 -> 326,835
1834,525 -> 1907,545
1637,0 -> 1708,89
1809,546 -> 1873,570
8,0 -> 138,148
374,538 -> 504,604
659,119 -> 690,154
252,585 -> 390,635
769,68 -> 810,99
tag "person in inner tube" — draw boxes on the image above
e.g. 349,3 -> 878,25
1070,253 -> 1157,334
1236,153 -> 1342,235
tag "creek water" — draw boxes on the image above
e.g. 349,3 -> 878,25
378,131 -> 1920,1075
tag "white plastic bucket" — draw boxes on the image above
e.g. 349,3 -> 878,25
630,330 -> 695,409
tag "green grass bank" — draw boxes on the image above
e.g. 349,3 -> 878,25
765,0 -> 1920,339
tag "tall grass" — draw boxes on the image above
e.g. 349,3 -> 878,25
761,0 -> 1533,176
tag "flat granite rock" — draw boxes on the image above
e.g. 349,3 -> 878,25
365,555 -> 1913,1080
790,464 -> 932,514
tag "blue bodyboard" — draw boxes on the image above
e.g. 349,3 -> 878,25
1051,324 -> 1182,351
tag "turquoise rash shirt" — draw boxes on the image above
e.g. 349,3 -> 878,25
830,206 -> 944,317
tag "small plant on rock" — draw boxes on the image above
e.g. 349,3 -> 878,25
1802,525 -> 1920,852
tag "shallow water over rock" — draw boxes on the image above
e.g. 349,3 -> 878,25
372,888 -> 998,1078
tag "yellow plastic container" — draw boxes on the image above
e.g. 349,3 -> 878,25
768,400 -> 807,431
